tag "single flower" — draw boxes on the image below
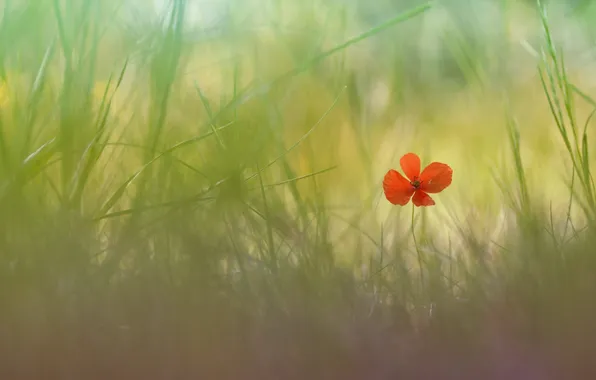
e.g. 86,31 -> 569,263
383,153 -> 453,207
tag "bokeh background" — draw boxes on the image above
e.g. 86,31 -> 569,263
3,0 -> 596,378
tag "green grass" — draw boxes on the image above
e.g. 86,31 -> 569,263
3,0 -> 596,378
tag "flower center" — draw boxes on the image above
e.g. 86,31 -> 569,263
411,178 -> 421,189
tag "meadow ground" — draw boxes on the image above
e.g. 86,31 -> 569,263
2,0 -> 596,378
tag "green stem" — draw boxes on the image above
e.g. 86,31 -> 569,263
411,203 -> 425,291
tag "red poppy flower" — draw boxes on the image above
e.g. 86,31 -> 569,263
383,153 -> 453,207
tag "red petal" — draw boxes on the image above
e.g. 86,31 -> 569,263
412,191 -> 435,207
419,162 -> 453,193
383,169 -> 415,206
400,153 -> 421,181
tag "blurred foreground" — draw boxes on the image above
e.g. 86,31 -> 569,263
3,0 -> 596,378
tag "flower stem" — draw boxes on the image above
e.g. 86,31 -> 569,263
411,203 -> 425,291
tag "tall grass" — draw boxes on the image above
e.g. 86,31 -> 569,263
2,0 -> 596,378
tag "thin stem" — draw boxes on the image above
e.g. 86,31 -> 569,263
411,203 -> 425,291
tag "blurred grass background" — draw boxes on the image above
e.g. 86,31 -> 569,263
3,0 -> 596,378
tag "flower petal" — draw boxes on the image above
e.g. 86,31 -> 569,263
383,169 -> 415,206
419,162 -> 453,193
412,191 -> 435,207
400,153 -> 421,181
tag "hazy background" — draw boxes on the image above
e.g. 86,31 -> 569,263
3,0 -> 596,378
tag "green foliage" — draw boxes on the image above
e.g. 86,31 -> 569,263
2,0 -> 596,377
